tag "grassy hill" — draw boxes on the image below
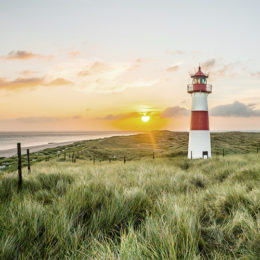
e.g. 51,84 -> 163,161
0,131 -> 259,258
0,151 -> 260,258
0,131 -> 259,173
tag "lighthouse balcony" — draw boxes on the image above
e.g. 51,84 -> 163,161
187,84 -> 212,93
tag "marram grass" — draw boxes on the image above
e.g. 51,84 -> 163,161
0,154 -> 259,259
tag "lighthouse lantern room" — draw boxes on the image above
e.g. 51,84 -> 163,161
187,66 -> 212,159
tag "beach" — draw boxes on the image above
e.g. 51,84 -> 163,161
0,141 -> 76,158
0,131 -> 135,158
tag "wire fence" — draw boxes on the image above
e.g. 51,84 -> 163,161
0,143 -> 259,191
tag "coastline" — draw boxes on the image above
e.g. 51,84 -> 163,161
0,141 -> 76,158
0,131 -> 138,158
0,130 -> 259,158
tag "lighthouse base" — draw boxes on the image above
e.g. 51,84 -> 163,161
188,130 -> 211,159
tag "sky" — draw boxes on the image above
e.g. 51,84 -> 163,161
0,0 -> 260,131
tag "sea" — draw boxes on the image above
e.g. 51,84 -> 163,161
0,131 -> 134,151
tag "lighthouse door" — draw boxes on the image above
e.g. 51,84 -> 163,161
202,151 -> 208,159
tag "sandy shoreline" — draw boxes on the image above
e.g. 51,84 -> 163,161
0,141 -> 76,158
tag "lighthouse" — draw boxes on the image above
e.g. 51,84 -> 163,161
187,66 -> 212,159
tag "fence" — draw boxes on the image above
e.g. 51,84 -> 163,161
0,143 -> 259,190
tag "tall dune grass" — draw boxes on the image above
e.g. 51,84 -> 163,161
0,154 -> 259,259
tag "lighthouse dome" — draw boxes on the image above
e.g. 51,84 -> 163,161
191,66 -> 208,78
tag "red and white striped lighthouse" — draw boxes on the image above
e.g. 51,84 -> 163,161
187,66 -> 212,159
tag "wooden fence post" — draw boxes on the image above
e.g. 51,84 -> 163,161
17,143 -> 22,190
153,152 -> 155,160
123,156 -> 126,164
26,149 -> 31,173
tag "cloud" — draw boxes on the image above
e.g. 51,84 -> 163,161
1,50 -> 53,61
51,59 -> 158,93
98,107 -> 190,122
191,51 -> 202,57
166,65 -> 179,72
0,77 -> 44,90
128,58 -> 144,70
161,106 -> 189,117
96,112 -> 140,121
166,50 -> 185,55
0,77 -> 72,91
78,59 -> 143,77
248,103 -> 258,108
68,51 -> 80,58
96,110 -> 161,121
45,78 -> 72,86
78,61 -> 111,77
201,59 -> 216,71
251,71 -> 260,77
0,115 -> 82,124
97,114 -> 125,120
105,80 -> 159,93
199,59 -> 240,78
135,58 -> 143,63
75,60 -> 159,93
210,101 -> 260,117
19,70 -> 38,76
167,50 -> 203,57
196,58 -> 238,78
160,102 -> 260,120
160,102 -> 260,118
211,64 -> 235,78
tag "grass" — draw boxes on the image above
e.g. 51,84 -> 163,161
0,131 -> 259,173
0,150 -> 259,259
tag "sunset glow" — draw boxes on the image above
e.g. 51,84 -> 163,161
141,115 -> 150,123
0,1 -> 260,131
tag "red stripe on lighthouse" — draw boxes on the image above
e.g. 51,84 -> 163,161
190,111 -> 209,130
192,84 -> 207,92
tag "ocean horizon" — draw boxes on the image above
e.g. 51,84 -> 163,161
0,131 -> 136,152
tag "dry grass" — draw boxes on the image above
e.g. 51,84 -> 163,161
0,153 -> 259,259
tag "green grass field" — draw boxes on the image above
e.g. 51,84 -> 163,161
0,131 -> 259,173
0,132 -> 260,259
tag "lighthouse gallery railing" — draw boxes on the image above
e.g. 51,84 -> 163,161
187,84 -> 212,93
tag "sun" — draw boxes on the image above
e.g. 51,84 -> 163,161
141,115 -> 150,122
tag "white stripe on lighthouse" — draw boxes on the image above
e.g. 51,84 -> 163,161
191,92 -> 208,111
188,131 -> 211,159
